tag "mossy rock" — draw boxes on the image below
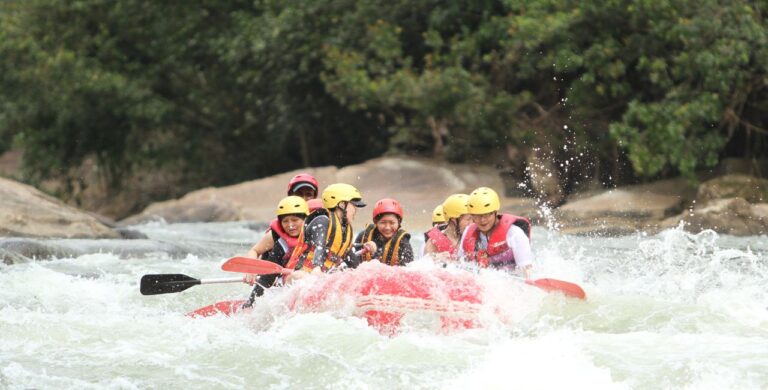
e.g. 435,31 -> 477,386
697,174 -> 768,205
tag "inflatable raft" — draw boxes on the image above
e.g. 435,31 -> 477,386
188,262 -> 484,334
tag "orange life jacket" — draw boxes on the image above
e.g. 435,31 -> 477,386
286,209 -> 353,271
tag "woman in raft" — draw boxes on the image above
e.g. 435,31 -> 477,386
243,174 -> 322,269
349,198 -> 414,267
242,196 -> 309,307
422,193 -> 472,260
458,187 -> 533,279
287,183 -> 376,276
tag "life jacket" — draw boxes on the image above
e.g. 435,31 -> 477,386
286,208 -> 354,271
269,218 -> 299,250
461,214 -> 531,269
359,224 -> 410,266
425,224 -> 456,255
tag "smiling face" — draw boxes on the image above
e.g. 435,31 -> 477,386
280,215 -> 305,237
471,211 -> 497,233
375,214 -> 400,239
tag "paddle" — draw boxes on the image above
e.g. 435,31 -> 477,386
140,274 -> 244,295
221,257 -> 294,275
514,276 -> 586,299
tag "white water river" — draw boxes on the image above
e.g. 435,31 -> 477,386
1,222 -> 766,389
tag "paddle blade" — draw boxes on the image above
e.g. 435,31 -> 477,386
140,274 -> 200,295
221,257 -> 289,275
527,278 -> 586,299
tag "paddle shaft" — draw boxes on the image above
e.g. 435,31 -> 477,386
199,277 -> 244,285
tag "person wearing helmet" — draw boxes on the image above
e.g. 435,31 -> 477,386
431,205 -> 446,227
287,173 -> 319,201
349,198 -> 414,267
286,183 -> 376,275
423,194 -> 472,259
242,196 -> 309,307
458,187 -> 534,278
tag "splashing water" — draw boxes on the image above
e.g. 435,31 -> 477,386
1,222 -> 766,389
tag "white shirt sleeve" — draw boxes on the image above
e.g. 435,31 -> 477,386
507,225 -> 533,268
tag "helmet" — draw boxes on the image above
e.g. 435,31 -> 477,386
373,198 -> 404,220
307,198 -> 323,212
431,205 -> 446,223
321,183 -> 366,209
467,187 -> 501,214
442,194 -> 469,219
287,173 -> 319,195
276,196 -> 309,217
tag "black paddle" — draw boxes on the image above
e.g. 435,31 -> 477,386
140,274 -> 243,295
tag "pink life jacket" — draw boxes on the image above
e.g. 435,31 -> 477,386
461,214 -> 531,269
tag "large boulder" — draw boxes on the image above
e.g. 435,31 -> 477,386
0,177 -> 119,239
660,198 -> 768,235
555,178 -> 693,235
696,174 -> 768,205
121,156 -> 530,230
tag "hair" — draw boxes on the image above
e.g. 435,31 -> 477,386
278,213 -> 306,223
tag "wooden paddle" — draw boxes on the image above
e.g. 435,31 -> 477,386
140,274 -> 243,295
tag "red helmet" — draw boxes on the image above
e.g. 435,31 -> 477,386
373,198 -> 404,220
307,198 -> 323,212
287,173 -> 319,195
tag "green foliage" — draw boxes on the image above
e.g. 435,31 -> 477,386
1,0 -> 766,202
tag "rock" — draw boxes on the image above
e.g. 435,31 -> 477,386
115,228 -> 149,240
0,177 -> 119,238
121,157 -> 517,230
696,174 -> 768,205
555,178 -> 693,235
0,238 -> 81,261
661,198 -> 768,236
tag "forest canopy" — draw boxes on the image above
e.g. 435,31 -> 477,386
1,0 -> 766,210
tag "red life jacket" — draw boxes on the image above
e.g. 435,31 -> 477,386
461,214 -> 531,268
269,218 -> 298,248
269,218 -> 299,261
426,225 -> 456,255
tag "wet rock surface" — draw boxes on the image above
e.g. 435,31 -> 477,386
0,177 -> 118,239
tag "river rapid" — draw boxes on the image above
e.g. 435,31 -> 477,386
1,221 -> 766,389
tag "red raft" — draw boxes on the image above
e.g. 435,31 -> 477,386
188,263 -> 484,334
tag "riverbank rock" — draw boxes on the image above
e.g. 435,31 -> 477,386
121,157 -> 534,231
554,178 -> 694,235
0,177 -> 119,239
660,198 -> 768,235
696,174 -> 768,205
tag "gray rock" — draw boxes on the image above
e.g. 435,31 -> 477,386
0,177 -> 118,239
661,198 -> 768,236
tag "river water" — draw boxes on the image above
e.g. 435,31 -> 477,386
1,221 -> 766,389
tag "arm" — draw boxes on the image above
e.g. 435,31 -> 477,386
246,232 -> 276,259
507,225 -> 533,279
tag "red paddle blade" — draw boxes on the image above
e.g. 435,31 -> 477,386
527,278 -> 586,299
221,257 -> 290,275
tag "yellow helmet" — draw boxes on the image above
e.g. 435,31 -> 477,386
432,205 -> 446,223
467,187 -> 501,214
276,196 -> 309,217
442,194 -> 469,219
321,183 -> 366,209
